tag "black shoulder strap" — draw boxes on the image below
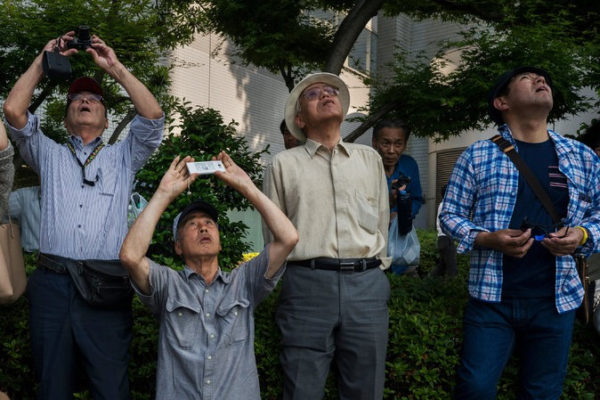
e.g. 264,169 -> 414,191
490,135 -> 561,224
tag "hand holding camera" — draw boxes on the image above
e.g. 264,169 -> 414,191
43,26 -> 119,81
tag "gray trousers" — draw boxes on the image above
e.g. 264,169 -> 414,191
276,266 -> 390,400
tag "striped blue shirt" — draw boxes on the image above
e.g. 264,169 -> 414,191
8,111 -> 163,260
440,125 -> 600,313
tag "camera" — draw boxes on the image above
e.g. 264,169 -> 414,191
67,26 -> 92,50
391,174 -> 411,190
43,25 -> 92,81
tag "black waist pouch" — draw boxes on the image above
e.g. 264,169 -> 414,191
38,254 -> 133,309
68,260 -> 132,308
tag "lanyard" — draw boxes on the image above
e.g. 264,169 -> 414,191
66,141 -> 105,186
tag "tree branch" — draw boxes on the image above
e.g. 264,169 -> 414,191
343,101 -> 400,142
279,63 -> 295,92
324,0 -> 385,74
108,109 -> 137,144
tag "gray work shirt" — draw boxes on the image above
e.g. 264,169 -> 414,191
135,248 -> 282,399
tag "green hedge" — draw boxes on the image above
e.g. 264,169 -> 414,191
1,231 -> 599,399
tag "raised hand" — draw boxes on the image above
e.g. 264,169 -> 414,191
157,156 -> 198,201
86,35 -> 121,73
213,151 -> 254,194
43,31 -> 78,57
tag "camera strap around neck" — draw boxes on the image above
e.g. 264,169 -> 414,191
490,134 -> 561,225
66,141 -> 105,186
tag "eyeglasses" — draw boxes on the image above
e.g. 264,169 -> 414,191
68,93 -> 103,103
520,217 -> 569,241
301,85 -> 339,101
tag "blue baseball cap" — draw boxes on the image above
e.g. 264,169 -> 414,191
172,200 -> 219,241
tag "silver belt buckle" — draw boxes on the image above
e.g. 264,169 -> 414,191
339,261 -> 355,272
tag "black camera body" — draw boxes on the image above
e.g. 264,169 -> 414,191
67,26 -> 92,50
42,25 -> 92,81
393,174 -> 413,235
42,50 -> 72,80
391,174 -> 411,190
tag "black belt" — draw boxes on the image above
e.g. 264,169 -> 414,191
288,257 -> 381,272
38,253 -> 70,274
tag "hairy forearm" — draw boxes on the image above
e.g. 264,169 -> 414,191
120,190 -> 172,268
247,184 -> 296,246
242,183 -> 298,277
109,63 -> 162,120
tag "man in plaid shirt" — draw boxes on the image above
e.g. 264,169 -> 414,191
440,66 -> 600,399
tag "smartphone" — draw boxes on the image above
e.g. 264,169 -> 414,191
186,161 -> 226,175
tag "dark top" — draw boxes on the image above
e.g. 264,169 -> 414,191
503,139 -> 569,298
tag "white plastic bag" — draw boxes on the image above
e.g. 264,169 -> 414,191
127,192 -> 148,227
388,218 -> 420,268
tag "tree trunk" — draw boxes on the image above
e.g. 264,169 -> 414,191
108,109 -> 137,144
279,63 -> 295,92
343,100 -> 400,142
324,0 -> 385,74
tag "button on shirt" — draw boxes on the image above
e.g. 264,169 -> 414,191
7,111 -> 164,260
263,139 -> 389,265
440,126 -> 600,313
135,249 -> 282,400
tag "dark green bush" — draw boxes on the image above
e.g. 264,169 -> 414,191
2,231 -> 599,399
134,103 -> 269,268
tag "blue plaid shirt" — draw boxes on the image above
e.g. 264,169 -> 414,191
440,125 -> 600,313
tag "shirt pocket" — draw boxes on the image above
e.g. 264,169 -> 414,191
165,297 -> 202,349
216,299 -> 250,347
355,190 -> 378,234
96,152 -> 118,196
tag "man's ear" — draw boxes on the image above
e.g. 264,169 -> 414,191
493,96 -> 509,113
174,239 -> 183,256
295,113 -> 305,131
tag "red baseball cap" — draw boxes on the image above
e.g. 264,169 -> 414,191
68,77 -> 103,97
65,77 -> 106,117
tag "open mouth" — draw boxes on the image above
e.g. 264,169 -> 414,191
80,106 -> 91,113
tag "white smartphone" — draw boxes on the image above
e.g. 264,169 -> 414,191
186,161 -> 226,175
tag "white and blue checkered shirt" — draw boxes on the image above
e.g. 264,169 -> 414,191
440,125 -> 600,313
8,111 -> 163,260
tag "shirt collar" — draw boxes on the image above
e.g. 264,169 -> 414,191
183,265 -> 231,285
69,135 -> 103,150
499,124 -> 574,156
303,137 -> 351,158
